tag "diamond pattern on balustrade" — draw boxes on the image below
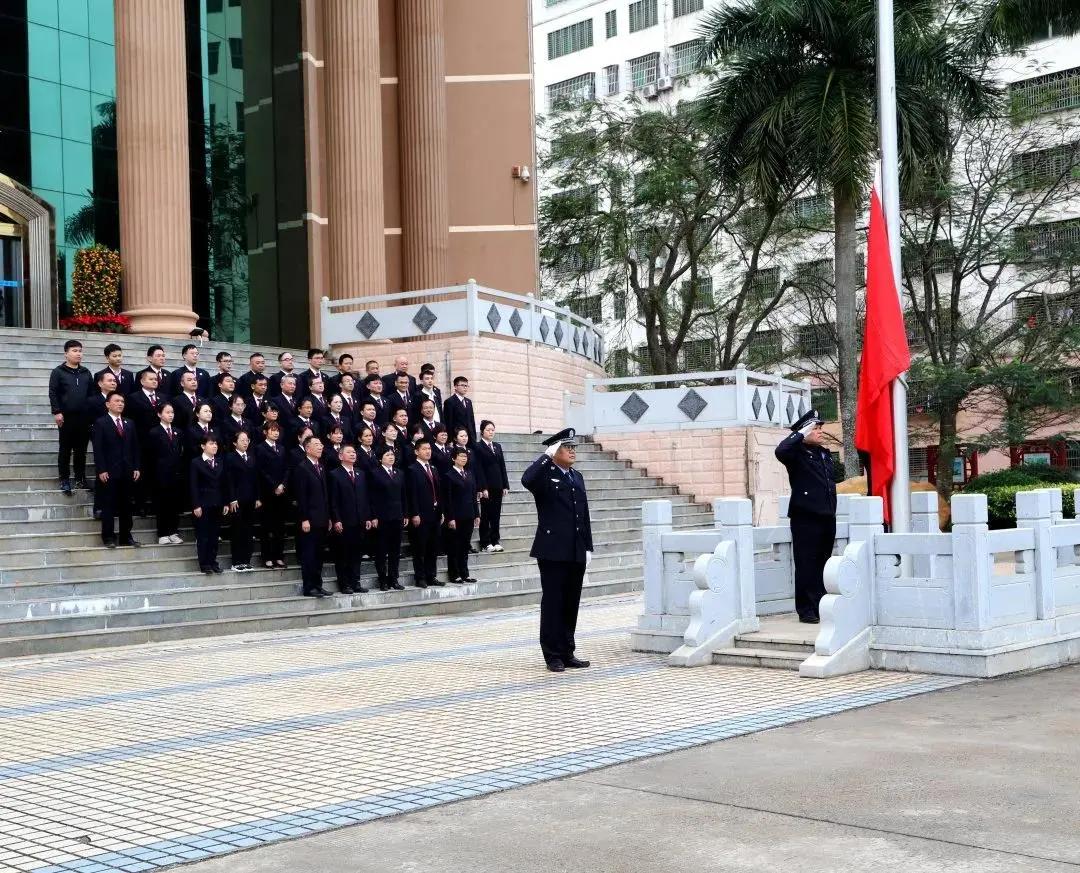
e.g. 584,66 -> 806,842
786,396 -> 795,425
751,388 -> 763,420
356,312 -> 380,339
412,305 -> 438,335
539,316 -> 551,342
678,389 -> 707,421
573,327 -> 581,352
620,392 -> 649,424
509,308 -> 524,336
765,391 -> 776,420
554,321 -> 565,346
581,330 -> 590,355
486,304 -> 502,332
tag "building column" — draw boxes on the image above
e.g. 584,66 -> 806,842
396,0 -> 450,291
114,0 -> 197,337
324,0 -> 386,299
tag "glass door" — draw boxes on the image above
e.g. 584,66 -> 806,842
0,230 -> 25,328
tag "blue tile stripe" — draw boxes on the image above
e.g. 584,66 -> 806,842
0,626 -> 631,721
0,660 -> 662,781
25,674 -> 969,873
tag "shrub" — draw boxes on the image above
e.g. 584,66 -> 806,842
978,483 -> 1080,528
71,244 -> 122,317
59,314 -> 131,334
963,464 -> 1077,494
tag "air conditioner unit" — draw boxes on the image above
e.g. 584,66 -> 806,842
657,76 -> 674,91
642,84 -> 659,99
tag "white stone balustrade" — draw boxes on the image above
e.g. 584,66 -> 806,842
636,488 -> 1080,678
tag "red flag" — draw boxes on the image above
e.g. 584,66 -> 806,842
855,170 -> 911,524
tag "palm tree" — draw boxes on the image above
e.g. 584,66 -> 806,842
697,0 -> 993,475
960,0 -> 1080,54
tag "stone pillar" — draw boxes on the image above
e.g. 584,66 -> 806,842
324,0 -> 386,298
114,0 -> 197,337
396,0 -> 450,291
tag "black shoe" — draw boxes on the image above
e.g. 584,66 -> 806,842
338,584 -> 355,594
121,538 -> 141,548
93,510 -> 102,520
314,587 -> 331,598
415,580 -> 428,589
546,659 -> 566,673
303,589 -> 321,598
799,615 -> 820,624
451,577 -> 464,585
355,585 -> 370,594
469,546 -> 479,554
430,579 -> 445,587
74,478 -> 90,490
564,657 -> 590,669
212,564 -> 224,574
464,577 -> 477,584
60,479 -> 73,496
103,539 -> 117,549
391,581 -> 405,591
202,566 -> 214,575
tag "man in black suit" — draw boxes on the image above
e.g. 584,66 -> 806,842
414,399 -> 440,444
211,351 -> 235,391
271,374 -> 301,439
89,371 -> 116,423
244,375 -> 271,428
50,339 -> 94,495
522,428 -> 594,673
328,444 -> 374,594
268,351 -> 296,397
135,344 -> 169,388
412,368 -> 443,422
253,421 -> 289,569
356,401 -> 380,444
91,391 -> 142,548
168,344 -> 211,397
443,376 -> 477,445
381,353 -> 417,397
297,348 -> 326,399
94,343 -> 136,397
387,373 -> 414,426
325,353 -> 355,397
209,374 -> 238,425
405,439 -> 444,589
362,374 -> 390,427
475,420 -> 510,552
775,410 -> 837,624
126,369 -> 163,515
236,352 -> 266,399
171,371 -> 202,432
369,445 -> 408,591
292,435 -> 332,597
190,434 -> 229,574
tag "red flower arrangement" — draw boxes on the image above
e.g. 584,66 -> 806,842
59,314 -> 132,334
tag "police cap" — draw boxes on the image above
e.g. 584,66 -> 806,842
790,409 -> 822,432
542,427 -> 577,449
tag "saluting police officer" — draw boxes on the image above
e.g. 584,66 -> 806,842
775,410 -> 837,624
521,427 -> 594,673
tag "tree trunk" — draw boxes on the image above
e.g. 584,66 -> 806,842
834,188 -> 861,477
936,400 -> 960,503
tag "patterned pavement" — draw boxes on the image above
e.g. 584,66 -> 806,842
0,596 -> 970,873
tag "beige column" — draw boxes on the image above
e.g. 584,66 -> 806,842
396,0 -> 450,291
324,0 -> 386,298
115,0 -> 197,337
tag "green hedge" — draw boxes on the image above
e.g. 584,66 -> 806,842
963,464 -> 1077,493
978,483 -> 1080,528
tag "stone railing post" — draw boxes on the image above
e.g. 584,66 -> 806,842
910,491 -> 940,579
631,500 -> 675,652
951,494 -> 991,631
713,498 -> 758,626
777,495 -> 791,526
1015,489 -> 1056,620
834,493 -> 852,553
465,279 -> 479,336
734,364 -> 748,424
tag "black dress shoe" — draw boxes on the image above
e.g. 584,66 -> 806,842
464,577 -> 477,584
798,615 -> 820,624
303,589 -> 321,598
103,539 -> 117,549
338,585 -> 355,594
201,566 -> 214,575
212,565 -> 224,574
564,657 -> 590,668
60,480 -> 73,496
546,659 -> 566,673
121,538 -> 141,548
391,581 -> 405,591
313,587 -> 331,598
415,580 -> 428,589
430,579 -> 445,587
378,581 -> 389,591
355,585 -> 369,594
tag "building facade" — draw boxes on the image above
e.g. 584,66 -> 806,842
0,0 -> 539,347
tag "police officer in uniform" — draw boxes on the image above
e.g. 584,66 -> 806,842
775,410 -> 837,624
521,427 -> 593,673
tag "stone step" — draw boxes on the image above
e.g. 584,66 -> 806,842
733,636 -> 816,655
0,568 -> 642,659
710,647 -> 806,670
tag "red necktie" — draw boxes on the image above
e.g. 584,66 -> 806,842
167,428 -> 173,442
209,458 -> 215,469
150,392 -> 157,406
115,418 -> 123,437
424,464 -> 437,502
348,469 -> 355,483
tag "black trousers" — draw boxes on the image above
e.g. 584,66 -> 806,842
408,519 -> 439,584
479,494 -> 503,547
333,523 -> 367,590
154,479 -> 181,538
260,494 -> 288,563
230,500 -> 256,565
98,473 -> 134,543
58,417 -> 89,481
537,559 -> 585,663
297,526 -> 327,593
373,521 -> 402,584
446,520 -> 474,581
193,506 -> 222,568
790,511 -> 836,619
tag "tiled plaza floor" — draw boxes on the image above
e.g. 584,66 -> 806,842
0,595 -> 970,873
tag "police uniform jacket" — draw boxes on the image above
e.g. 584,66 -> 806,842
775,432 -> 837,517
521,455 -> 593,563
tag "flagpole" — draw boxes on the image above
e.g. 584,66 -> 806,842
877,0 -> 911,534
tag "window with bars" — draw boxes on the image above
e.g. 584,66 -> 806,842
606,9 -> 618,37
907,382 -> 937,414
670,39 -> 704,77
613,288 -> 628,320
794,259 -> 834,299
547,73 -> 596,111
548,19 -> 594,60
549,244 -> 599,279
550,184 -> 600,215
570,294 -> 603,323
811,387 -> 838,421
682,275 -> 714,310
748,267 -> 780,302
1016,290 -> 1080,327
546,0 -> 575,6
674,0 -> 705,16
904,310 -> 927,349
683,339 -> 716,371
636,344 -> 653,375
1012,217 -> 1080,261
628,52 -> 660,90
629,0 -> 658,32
1012,142 -> 1080,190
608,348 -> 630,377
909,447 -> 929,481
1009,66 -> 1080,115
788,193 -> 832,225
605,64 -> 620,95
748,329 -> 783,366
902,240 -> 956,276
796,323 -> 836,357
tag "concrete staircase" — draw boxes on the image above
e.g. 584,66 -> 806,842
0,327 -> 714,658
711,614 -> 817,670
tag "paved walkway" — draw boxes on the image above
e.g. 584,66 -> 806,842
0,596 -> 968,873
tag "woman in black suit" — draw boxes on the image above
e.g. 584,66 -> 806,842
253,420 -> 289,569
224,430 -> 260,572
443,446 -> 480,584
220,394 -> 254,450
475,420 -> 510,553
146,402 -> 185,545
189,433 -> 230,574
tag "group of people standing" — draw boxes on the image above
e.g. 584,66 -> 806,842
49,340 -> 512,595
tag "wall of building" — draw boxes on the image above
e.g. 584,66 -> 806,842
336,335 -> 603,434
